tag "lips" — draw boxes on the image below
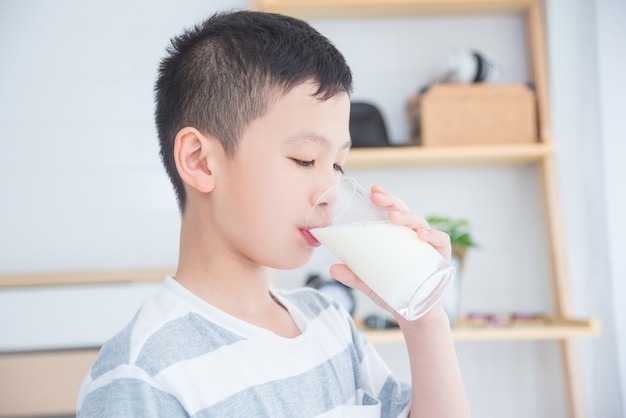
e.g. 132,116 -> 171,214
301,228 -> 321,247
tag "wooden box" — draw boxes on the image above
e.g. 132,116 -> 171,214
407,83 -> 538,146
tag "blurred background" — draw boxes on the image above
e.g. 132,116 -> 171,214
0,0 -> 624,417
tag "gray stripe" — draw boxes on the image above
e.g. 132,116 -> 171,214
284,288 -> 369,364
136,312 -> 244,376
193,346 -> 362,418
379,375 -> 412,417
280,288 -> 332,320
78,378 -> 187,418
91,314 -> 138,379
347,317 -> 367,363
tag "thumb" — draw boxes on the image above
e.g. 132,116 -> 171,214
329,264 -> 362,289
329,264 -> 392,312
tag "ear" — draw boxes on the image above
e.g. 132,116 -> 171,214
174,127 -> 219,194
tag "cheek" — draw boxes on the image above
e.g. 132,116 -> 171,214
249,185 -> 298,231
233,177 -> 292,235
245,183 -> 302,241
221,153 -> 307,241
237,196 -> 312,269
232,179 -> 315,269
247,164 -> 301,215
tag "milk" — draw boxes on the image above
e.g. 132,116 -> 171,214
311,221 -> 454,320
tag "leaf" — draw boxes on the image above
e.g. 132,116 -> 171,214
426,215 -> 478,249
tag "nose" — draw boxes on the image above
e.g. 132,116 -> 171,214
316,185 -> 340,209
311,177 -> 341,209
306,178 -> 349,229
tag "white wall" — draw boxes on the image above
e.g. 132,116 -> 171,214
545,0 -> 625,415
595,0 -> 626,411
0,0 -> 623,416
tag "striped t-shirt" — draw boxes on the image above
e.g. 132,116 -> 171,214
77,277 -> 411,417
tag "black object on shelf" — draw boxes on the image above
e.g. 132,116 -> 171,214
349,102 -> 390,148
363,314 -> 399,329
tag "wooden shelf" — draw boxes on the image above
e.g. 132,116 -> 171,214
345,142 -> 554,170
359,317 -> 600,343
251,0 -> 538,19
0,268 -> 173,288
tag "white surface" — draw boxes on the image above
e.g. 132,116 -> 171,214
596,0 -> 626,411
0,283 -> 161,352
546,0 -> 625,415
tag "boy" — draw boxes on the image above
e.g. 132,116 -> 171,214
77,10 -> 470,417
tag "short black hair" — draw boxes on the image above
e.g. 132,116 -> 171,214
154,10 -> 353,212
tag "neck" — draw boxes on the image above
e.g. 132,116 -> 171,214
173,205 -> 301,338
174,210 -> 276,317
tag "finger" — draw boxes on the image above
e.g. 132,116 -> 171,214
389,211 -> 452,261
329,264 -> 367,293
416,228 -> 452,261
388,209 -> 430,231
370,186 -> 410,212
329,264 -> 394,312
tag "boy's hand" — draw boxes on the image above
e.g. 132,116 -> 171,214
370,185 -> 452,263
329,185 -> 452,322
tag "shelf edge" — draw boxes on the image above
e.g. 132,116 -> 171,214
345,142 -> 554,170
359,317 -> 600,343
250,0 -> 539,19
0,268 -> 174,288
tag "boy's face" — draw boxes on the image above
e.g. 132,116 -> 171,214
211,81 -> 351,270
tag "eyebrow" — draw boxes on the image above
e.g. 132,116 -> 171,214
285,129 -> 352,150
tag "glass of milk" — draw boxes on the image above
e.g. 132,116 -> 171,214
306,178 -> 455,321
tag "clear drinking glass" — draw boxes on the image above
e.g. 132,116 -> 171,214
306,178 -> 455,321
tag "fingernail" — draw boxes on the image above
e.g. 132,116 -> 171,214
418,228 -> 431,235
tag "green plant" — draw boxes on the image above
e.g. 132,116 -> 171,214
426,216 -> 478,249
427,216 -> 478,268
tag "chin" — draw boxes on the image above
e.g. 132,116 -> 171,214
267,248 -> 315,271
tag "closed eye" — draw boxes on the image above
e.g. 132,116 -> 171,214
292,158 -> 315,169
291,158 -> 344,174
